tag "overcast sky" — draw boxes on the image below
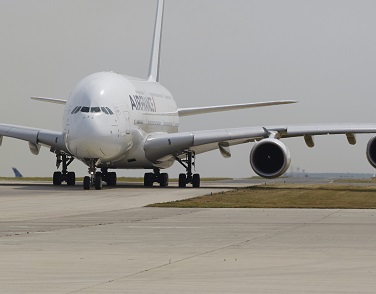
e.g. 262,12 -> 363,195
1,0 -> 376,178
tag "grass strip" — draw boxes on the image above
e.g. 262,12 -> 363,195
0,177 -> 231,182
148,184 -> 376,209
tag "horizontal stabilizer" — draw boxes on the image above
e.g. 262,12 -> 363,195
31,97 -> 67,105
178,100 -> 297,117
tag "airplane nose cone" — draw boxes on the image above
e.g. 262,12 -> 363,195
66,114 -> 123,159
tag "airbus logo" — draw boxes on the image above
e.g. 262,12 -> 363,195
129,95 -> 156,112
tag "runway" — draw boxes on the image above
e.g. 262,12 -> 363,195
1,180 -> 376,293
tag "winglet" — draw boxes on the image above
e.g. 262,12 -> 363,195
147,0 -> 165,82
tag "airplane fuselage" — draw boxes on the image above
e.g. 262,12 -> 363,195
63,72 -> 179,169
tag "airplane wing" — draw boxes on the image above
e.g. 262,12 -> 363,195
144,123 -> 376,162
0,123 -> 68,155
30,97 -> 67,104
178,100 -> 297,116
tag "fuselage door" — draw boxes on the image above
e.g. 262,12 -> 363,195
123,111 -> 130,134
115,106 -> 131,136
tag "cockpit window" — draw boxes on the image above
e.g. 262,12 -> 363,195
71,106 -> 78,114
73,106 -> 114,115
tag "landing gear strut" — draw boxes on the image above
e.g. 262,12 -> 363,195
53,153 -> 75,186
176,151 -> 200,188
83,162 -> 97,190
144,168 -> 169,187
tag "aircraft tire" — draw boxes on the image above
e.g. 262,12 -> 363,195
192,173 -> 200,188
144,172 -> 154,187
67,172 -> 76,186
53,171 -> 62,185
107,172 -> 117,186
95,174 -> 102,190
83,176 -> 90,190
160,173 -> 169,187
178,173 -> 186,188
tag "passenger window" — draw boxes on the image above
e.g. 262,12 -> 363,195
106,107 -> 114,115
81,107 -> 90,113
91,107 -> 101,113
74,106 -> 81,113
71,106 -> 78,114
101,107 -> 109,114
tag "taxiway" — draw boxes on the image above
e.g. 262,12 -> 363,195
1,180 -> 376,293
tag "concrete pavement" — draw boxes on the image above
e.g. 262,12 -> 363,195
1,181 -> 376,293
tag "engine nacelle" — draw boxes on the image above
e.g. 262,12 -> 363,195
366,136 -> 376,168
250,138 -> 291,179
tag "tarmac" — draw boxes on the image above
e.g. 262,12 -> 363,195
1,180 -> 376,293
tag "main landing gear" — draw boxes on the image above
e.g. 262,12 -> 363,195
176,151 -> 200,188
144,168 -> 169,187
52,153 -> 199,190
143,151 -> 200,188
52,153 -> 76,186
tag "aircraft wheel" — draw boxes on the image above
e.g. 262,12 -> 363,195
107,172 -> 117,186
192,173 -> 200,188
178,173 -> 186,188
67,172 -> 76,186
83,176 -> 91,190
53,171 -> 62,185
95,173 -> 102,190
144,172 -> 154,187
160,173 -> 169,187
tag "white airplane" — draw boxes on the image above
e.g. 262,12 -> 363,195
1,0 -> 376,190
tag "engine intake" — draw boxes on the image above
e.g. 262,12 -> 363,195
366,136 -> 376,168
250,138 -> 291,178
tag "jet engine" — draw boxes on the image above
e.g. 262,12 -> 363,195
250,138 -> 291,178
366,136 -> 376,168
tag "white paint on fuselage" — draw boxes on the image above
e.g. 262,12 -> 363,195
63,72 -> 179,169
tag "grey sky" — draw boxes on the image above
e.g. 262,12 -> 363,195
0,0 -> 376,177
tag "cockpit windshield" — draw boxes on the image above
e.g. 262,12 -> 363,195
71,106 -> 114,115
90,107 -> 101,113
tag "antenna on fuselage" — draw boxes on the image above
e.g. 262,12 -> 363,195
147,0 -> 164,83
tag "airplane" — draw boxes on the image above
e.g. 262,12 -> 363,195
1,0 -> 376,190
12,167 -> 23,178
